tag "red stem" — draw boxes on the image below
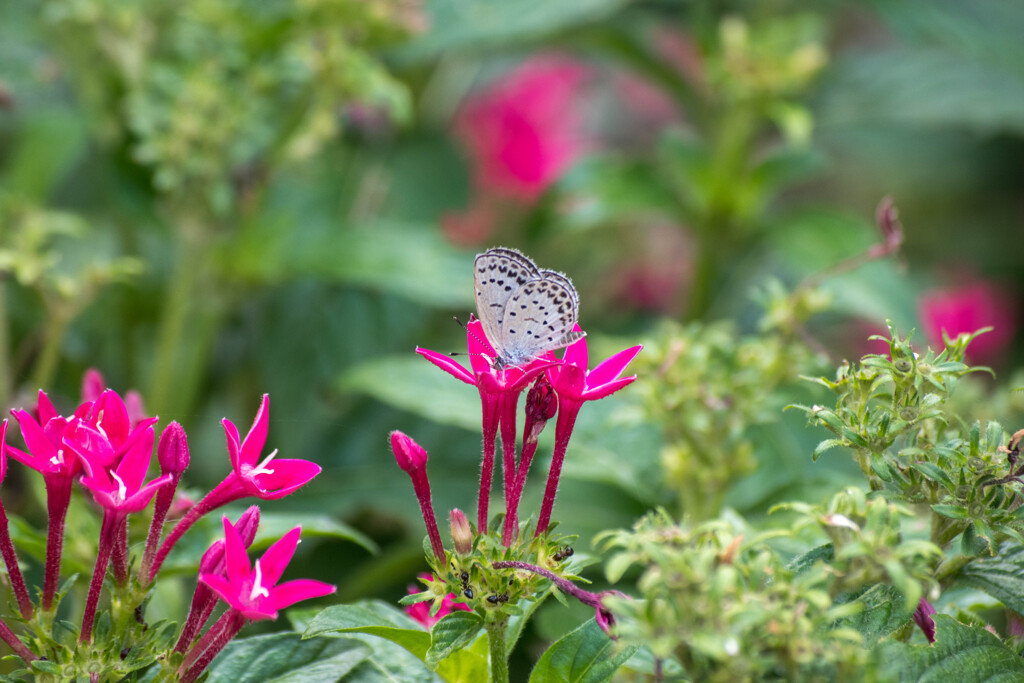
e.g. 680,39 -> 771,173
535,403 -> 581,537
149,476 -> 236,582
42,475 -> 73,611
477,392 -> 500,531
412,473 -> 445,562
139,476 -> 178,584
0,615 -> 36,663
174,584 -> 216,654
0,500 -> 34,618
81,512 -> 119,642
111,515 -> 129,585
181,609 -> 245,679
503,438 -> 539,547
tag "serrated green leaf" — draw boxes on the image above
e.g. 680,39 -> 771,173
812,438 -> 848,461
878,615 -> 1024,681
834,584 -> 913,644
910,463 -> 955,491
958,542 -> 1024,615
528,618 -> 639,683
205,632 -> 369,683
426,612 -> 484,668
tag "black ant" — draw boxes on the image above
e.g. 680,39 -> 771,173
463,587 -> 474,599
552,545 -> 574,562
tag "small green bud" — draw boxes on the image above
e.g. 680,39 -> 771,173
898,407 -> 918,422
893,359 -> 913,373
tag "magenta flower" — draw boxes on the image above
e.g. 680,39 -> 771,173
9,391 -> 93,610
418,317 -> 551,530
912,597 -> 937,643
455,55 -> 590,202
919,281 -> 1017,364
404,574 -> 472,629
200,517 -> 335,621
536,332 -> 641,535
149,395 -> 321,581
391,431 -> 445,563
76,426 -> 171,514
65,389 -> 159,469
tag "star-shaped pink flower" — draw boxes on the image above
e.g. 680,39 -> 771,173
200,517 -> 335,621
76,426 -> 172,514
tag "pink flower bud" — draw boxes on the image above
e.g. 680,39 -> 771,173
234,506 -> 260,548
524,376 -> 558,444
81,369 -> 105,403
125,390 -> 147,429
449,508 -> 473,555
390,431 -> 428,473
157,422 -> 190,478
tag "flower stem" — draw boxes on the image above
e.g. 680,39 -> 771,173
150,476 -> 235,582
484,616 -> 510,683
498,393 -> 519,546
181,609 -> 246,681
412,473 -> 445,563
42,475 -> 73,611
139,477 -> 178,584
535,404 -> 581,536
0,615 -> 35,663
503,439 -> 538,547
111,515 -> 129,585
0,499 -> 34,618
478,394 -> 500,531
81,512 -> 118,642
174,584 -> 216,654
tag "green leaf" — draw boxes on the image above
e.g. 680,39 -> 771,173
878,615 -> 1024,681
910,462 -> 955,492
834,584 -> 914,644
340,356 -> 482,431
931,504 -> 970,520
787,543 -> 834,575
426,611 -> 484,668
396,0 -> 631,61
246,511 -> 378,554
957,542 -> 1024,615
203,632 -> 370,683
812,438 -> 848,462
528,618 -> 639,683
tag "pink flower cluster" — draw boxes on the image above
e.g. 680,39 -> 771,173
391,318 -> 640,634
0,373 -> 332,680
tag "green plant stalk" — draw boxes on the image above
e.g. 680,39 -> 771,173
0,281 -> 10,409
485,616 -> 510,683
30,305 -> 69,392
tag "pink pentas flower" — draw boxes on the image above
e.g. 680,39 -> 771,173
76,426 -> 172,514
8,390 -> 91,478
404,574 -> 471,629
221,395 -> 321,500
62,389 -> 158,469
200,518 -> 335,621
919,281 -> 1017,364
455,55 -> 591,202
536,331 -> 641,536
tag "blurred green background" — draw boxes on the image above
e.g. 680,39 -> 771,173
1,0 -> 1022,670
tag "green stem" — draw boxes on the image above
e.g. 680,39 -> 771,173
485,616 -> 510,683
0,281 -> 10,409
30,307 -> 68,394
935,554 -> 972,585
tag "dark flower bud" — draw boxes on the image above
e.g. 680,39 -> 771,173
524,376 -> 558,443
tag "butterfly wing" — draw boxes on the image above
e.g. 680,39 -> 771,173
474,248 -> 540,353
499,271 -> 583,366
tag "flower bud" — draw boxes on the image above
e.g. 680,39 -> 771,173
449,508 -> 473,555
125,390 -> 147,428
390,430 -> 428,473
82,369 -> 106,403
875,196 -> 903,252
157,421 -> 190,478
524,376 -> 558,444
235,505 -> 261,548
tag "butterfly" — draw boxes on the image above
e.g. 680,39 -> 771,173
473,247 -> 585,370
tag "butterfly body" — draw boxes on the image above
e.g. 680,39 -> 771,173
474,247 -> 584,369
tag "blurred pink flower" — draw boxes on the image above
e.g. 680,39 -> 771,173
404,574 -> 471,629
455,56 -> 591,202
919,281 -> 1017,364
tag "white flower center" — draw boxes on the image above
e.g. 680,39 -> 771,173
50,448 -> 65,468
250,559 -> 270,602
111,470 -> 127,503
251,449 -> 279,478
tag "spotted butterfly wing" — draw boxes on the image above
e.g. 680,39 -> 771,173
474,247 -> 584,369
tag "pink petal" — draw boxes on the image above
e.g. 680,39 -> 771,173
258,526 -> 302,587
199,573 -> 244,611
222,418 -> 242,471
12,409 -> 56,463
581,375 -> 636,402
96,390 -> 130,447
239,395 -> 270,467
562,329 -> 589,369
115,427 -> 155,492
416,348 -> 476,385
466,320 -> 497,370
549,363 -> 587,400
121,474 -> 173,513
265,578 -> 336,612
63,422 -> 115,469
37,390 -> 59,425
0,420 -> 8,482
221,516 -> 253,586
82,369 -> 105,403
586,345 -> 642,388
247,459 -> 321,500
